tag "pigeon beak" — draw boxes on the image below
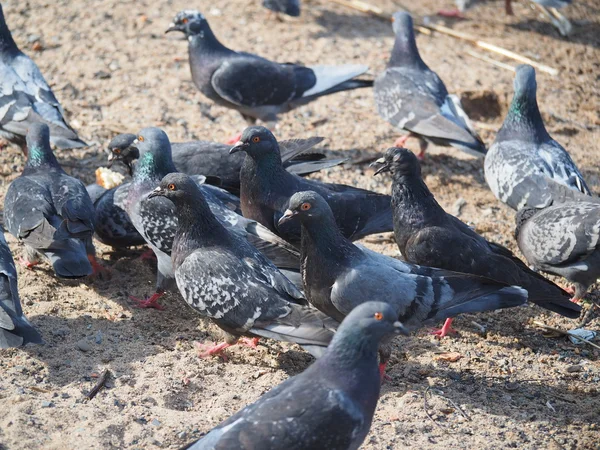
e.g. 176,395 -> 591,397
148,186 -> 165,199
229,141 -> 249,155
393,321 -> 409,336
165,23 -> 180,33
371,157 -> 390,176
107,152 -> 115,163
277,209 -> 297,226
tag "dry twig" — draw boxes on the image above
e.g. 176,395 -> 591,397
532,321 -> 600,351
85,369 -> 111,401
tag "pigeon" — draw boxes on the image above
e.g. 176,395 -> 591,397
180,301 -> 406,450
373,147 -> 581,334
3,123 -> 99,278
484,65 -> 590,211
510,0 -> 572,35
515,201 -> 600,302
263,0 -> 301,17
232,126 -> 394,246
0,4 -> 86,149
278,190 -> 526,348
107,133 -> 345,195
438,0 -> 513,17
149,173 -> 338,358
166,10 -> 372,141
373,12 -> 485,159
0,229 -> 43,348
117,127 -> 302,309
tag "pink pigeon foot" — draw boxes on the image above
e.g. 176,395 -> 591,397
88,255 -> 110,280
130,292 -> 165,310
195,341 -> 232,360
238,337 -> 260,348
379,362 -> 392,383
437,9 -> 466,18
393,134 -> 411,148
18,257 -> 39,270
225,132 -> 242,145
430,318 -> 457,338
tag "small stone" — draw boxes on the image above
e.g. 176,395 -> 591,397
41,401 -> 53,408
177,431 -> 187,440
151,419 -> 161,427
61,393 -> 70,399
76,339 -> 92,352
95,331 -> 103,344
94,70 -> 111,80
567,365 -> 582,373
452,197 -> 467,217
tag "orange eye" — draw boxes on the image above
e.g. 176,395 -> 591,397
300,202 -> 311,211
168,183 -> 176,191
182,18 -> 188,24
252,136 -> 260,143
374,312 -> 383,320
113,148 -> 121,154
138,135 -> 145,142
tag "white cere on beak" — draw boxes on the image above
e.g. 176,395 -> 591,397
375,157 -> 386,164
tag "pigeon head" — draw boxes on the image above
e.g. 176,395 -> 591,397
24,123 -> 59,168
166,10 -> 208,37
389,12 -> 424,68
278,191 -> 332,227
372,147 -> 420,178
230,126 -> 281,161
129,127 -> 177,180
148,172 -> 197,203
107,133 -> 139,175
513,64 -> 537,99
0,3 -> 18,52
329,301 -> 408,355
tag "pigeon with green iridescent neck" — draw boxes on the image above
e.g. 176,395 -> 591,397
0,4 -> 86,149
118,127 -> 302,310
3,124 -> 98,278
484,64 -> 591,211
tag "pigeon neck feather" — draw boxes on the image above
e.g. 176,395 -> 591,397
133,149 -> 178,182
392,172 -> 444,226
388,30 -> 427,70
0,11 -> 18,54
25,144 -> 60,170
497,85 -> 550,143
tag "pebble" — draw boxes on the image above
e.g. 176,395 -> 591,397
567,365 -> 582,373
76,339 -> 92,352
151,419 -> 161,427
177,431 -> 187,440
41,401 -> 54,408
95,331 -> 103,344
452,197 -> 467,217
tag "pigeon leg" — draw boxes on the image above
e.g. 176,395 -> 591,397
378,363 -> 392,383
195,341 -> 232,359
238,337 -> 260,348
416,138 -> 428,160
18,256 -> 40,270
430,318 -> 458,338
505,0 -> 513,15
437,8 -> 466,18
88,254 -> 110,280
138,248 -> 157,262
393,133 -> 413,148
130,291 -> 165,310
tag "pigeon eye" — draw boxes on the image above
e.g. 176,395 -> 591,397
138,136 -> 145,142
300,202 -> 311,211
113,148 -> 121,154
252,136 -> 260,143
373,312 -> 383,320
182,18 -> 188,24
168,183 -> 176,191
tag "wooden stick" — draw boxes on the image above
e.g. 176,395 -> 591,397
532,321 -> 600,351
85,369 -> 111,401
328,0 -> 559,76
466,50 -> 516,72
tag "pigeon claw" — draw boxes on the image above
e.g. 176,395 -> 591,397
379,362 -> 392,384
195,341 -> 231,360
138,249 -> 157,262
18,257 -> 39,270
430,318 -> 457,338
238,337 -> 260,348
129,292 -> 165,310
88,255 -> 111,280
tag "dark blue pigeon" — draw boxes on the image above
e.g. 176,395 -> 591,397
232,126 -> 394,246
485,64 -> 590,210
0,229 -> 43,348
149,173 -> 338,358
180,301 -> 407,450
3,124 -> 99,278
117,127 -> 301,310
374,12 -> 485,159
263,0 -> 301,17
0,4 -> 86,149
373,147 -> 581,334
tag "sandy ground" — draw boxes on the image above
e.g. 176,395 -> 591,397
1,0 -> 599,448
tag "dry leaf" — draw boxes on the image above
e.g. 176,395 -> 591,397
435,352 -> 463,362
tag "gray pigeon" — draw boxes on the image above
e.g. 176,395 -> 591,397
117,127 -> 301,309
232,126 -> 394,246
484,64 -> 590,211
515,201 -> 600,302
0,4 -> 86,149
180,301 -> 406,450
373,11 -> 485,159
166,10 -> 372,138
3,124 -> 97,278
0,230 -> 43,348
263,0 -> 301,17
373,147 -> 581,334
149,173 -> 338,358
107,133 -> 344,195
279,190 -> 526,351
508,0 -> 572,35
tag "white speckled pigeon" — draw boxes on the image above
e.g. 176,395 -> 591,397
180,301 -> 406,450
149,173 -> 338,358
107,133 -> 344,195
278,190 -> 526,354
484,65 -> 590,211
0,4 -> 86,149
374,147 -> 581,334
117,127 -> 301,310
515,201 -> 600,302
232,126 -> 394,246
3,124 -> 99,278
0,229 -> 43,348
374,11 -> 485,159
166,10 -> 372,141
263,0 -> 301,17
